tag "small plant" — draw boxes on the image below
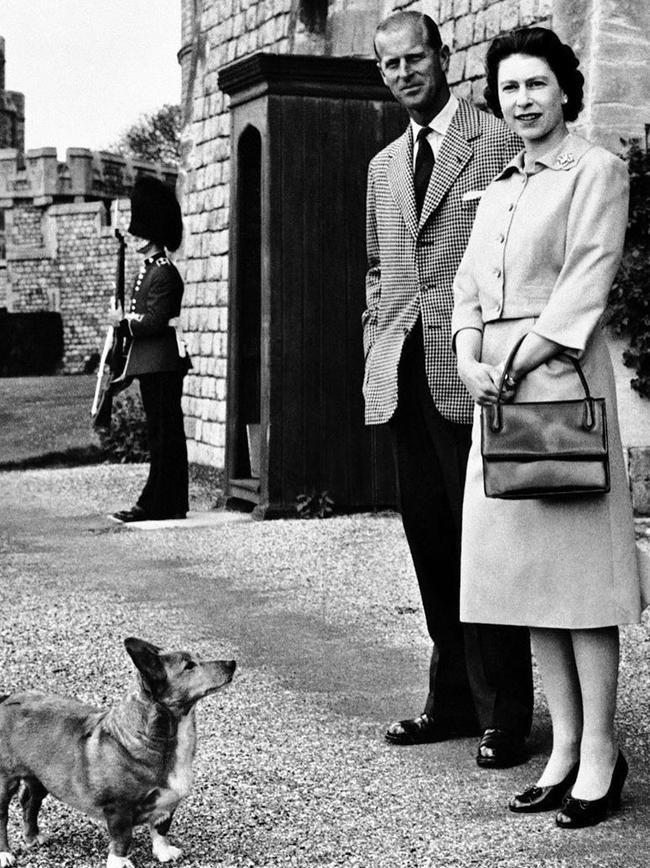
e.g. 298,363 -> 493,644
607,140 -> 650,398
295,490 -> 334,519
96,387 -> 149,463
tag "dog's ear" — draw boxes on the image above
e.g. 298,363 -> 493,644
124,638 -> 166,691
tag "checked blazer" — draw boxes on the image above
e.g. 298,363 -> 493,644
362,98 -> 520,426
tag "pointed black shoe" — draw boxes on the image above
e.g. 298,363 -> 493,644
509,763 -> 578,813
555,751 -> 628,829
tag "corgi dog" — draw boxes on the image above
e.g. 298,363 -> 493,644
0,637 -> 235,868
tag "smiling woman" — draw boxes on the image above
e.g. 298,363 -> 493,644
453,25 -> 642,832
496,55 -> 568,161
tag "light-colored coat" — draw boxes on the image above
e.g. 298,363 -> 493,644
452,134 -> 628,353
362,98 -> 520,426
452,134 -> 642,628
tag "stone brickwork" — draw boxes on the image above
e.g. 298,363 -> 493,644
7,199 -> 142,372
414,0 -> 552,103
1,146 -> 176,372
176,0 -> 295,468
10,205 -> 42,249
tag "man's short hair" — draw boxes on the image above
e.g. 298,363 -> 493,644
374,11 -> 443,59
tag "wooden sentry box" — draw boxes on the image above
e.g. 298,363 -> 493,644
218,53 -> 406,519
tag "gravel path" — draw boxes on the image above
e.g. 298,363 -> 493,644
1,465 -> 649,867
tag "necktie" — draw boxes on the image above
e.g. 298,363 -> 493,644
414,127 -> 434,215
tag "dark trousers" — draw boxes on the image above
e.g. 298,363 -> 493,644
137,371 -> 189,519
389,322 -> 533,735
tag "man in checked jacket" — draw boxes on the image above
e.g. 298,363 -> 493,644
363,11 -> 533,767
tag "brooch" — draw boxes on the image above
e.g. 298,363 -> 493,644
555,151 -> 576,170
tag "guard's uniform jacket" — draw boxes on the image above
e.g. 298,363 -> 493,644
122,254 -> 187,377
121,251 -> 189,519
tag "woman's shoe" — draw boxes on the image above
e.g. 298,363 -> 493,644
555,751 -> 628,829
509,763 -> 579,813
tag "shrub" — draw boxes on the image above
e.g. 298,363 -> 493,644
96,387 -> 150,463
607,142 -> 650,398
0,311 -> 63,375
295,490 -> 334,519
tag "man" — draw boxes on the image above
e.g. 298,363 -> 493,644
111,176 -> 190,523
363,11 -> 533,767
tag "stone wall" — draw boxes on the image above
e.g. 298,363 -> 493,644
7,199 -> 142,372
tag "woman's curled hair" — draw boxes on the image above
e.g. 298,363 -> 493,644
484,27 -> 584,122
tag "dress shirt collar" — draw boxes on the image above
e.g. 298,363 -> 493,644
410,94 -> 459,143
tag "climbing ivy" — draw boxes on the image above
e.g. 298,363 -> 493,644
607,141 -> 650,398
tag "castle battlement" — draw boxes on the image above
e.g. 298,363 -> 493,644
0,146 -> 177,207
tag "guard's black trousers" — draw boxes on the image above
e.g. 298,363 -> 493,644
137,371 -> 189,519
389,320 -> 533,735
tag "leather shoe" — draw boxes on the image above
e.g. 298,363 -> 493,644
112,507 -> 186,523
556,751 -> 628,829
385,712 -> 480,745
112,506 -> 149,522
477,728 -> 527,769
509,763 -> 579,813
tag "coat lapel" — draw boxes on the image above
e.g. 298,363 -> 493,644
387,128 -> 419,241
418,99 -> 480,231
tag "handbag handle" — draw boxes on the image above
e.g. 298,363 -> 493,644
489,333 -> 597,433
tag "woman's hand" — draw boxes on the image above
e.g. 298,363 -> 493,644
457,358 -> 502,405
492,361 -> 519,403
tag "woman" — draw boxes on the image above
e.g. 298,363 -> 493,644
452,27 -> 642,828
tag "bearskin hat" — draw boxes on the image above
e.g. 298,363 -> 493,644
128,175 -> 183,251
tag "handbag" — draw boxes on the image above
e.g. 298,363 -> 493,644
481,334 -> 610,499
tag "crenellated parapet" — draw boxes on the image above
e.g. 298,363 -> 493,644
0,147 -> 177,208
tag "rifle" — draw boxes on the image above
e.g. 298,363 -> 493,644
91,229 -> 131,428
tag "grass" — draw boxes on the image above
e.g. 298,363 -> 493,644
0,375 -> 103,468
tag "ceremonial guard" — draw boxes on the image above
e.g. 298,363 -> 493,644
111,176 -> 190,522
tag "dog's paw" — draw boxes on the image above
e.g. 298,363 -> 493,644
152,838 -> 183,863
0,852 -> 16,867
106,856 -> 136,868
24,832 -> 51,850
